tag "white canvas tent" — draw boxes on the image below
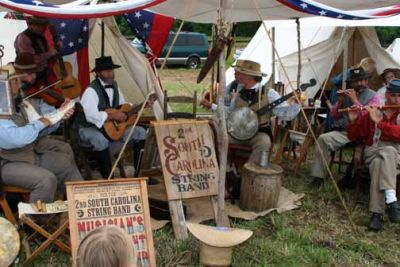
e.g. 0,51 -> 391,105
0,17 -> 164,118
227,16 -> 400,98
387,38 -> 400,64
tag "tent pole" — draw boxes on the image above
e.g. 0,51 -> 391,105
216,0 -> 229,227
341,27 -> 349,90
296,18 -> 301,90
271,27 -> 276,86
101,21 -> 105,57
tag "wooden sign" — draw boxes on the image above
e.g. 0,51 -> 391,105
66,178 -> 155,267
152,120 -> 219,200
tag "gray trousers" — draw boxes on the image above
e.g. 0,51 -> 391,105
365,142 -> 399,213
310,131 -> 350,179
79,126 -> 146,154
1,140 -> 83,203
229,132 -> 271,164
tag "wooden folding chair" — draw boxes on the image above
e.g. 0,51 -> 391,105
20,213 -> 70,266
0,185 -> 30,225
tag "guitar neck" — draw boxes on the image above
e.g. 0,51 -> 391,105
256,92 -> 295,116
125,103 -> 143,117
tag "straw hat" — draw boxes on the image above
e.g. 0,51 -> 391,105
187,222 -> 253,267
0,217 -> 20,267
359,57 -> 376,74
233,59 -> 267,77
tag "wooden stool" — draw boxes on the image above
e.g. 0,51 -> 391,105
0,185 -> 30,225
20,213 -> 70,266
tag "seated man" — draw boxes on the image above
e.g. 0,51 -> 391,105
347,79 -> 400,231
201,59 -> 300,164
14,53 -> 76,163
309,67 -> 380,187
0,54 -> 82,204
79,56 -> 147,178
377,68 -> 399,105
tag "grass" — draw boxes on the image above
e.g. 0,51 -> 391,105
9,68 -> 400,266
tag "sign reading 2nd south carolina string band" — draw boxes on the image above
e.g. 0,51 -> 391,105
153,120 -> 219,200
66,179 -> 155,267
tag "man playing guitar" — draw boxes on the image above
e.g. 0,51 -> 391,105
201,59 -> 301,164
79,56 -> 148,178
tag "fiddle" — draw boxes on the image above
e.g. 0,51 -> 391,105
22,76 -> 65,106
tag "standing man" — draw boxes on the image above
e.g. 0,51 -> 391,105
0,54 -> 82,204
377,68 -> 399,105
309,67 -> 380,187
201,59 -> 300,164
14,15 -> 57,80
347,79 -> 400,230
79,56 -> 147,178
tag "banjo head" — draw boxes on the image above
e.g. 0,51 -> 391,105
0,217 -> 20,267
227,107 -> 259,141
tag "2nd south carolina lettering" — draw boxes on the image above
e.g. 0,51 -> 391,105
86,195 -> 141,217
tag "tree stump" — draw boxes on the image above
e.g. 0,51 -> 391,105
239,162 -> 283,212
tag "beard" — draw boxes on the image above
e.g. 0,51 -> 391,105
98,73 -> 115,85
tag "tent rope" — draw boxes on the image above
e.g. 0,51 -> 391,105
107,92 -> 152,180
251,0 -> 360,236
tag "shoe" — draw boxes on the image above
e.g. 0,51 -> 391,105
387,201 -> 400,223
368,213 -> 383,231
309,177 -> 324,188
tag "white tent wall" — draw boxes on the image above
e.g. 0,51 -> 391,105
277,27 -> 400,98
0,17 -> 163,119
387,38 -> 400,64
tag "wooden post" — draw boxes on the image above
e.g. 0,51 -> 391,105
216,2 -> 229,226
341,28 -> 349,91
296,18 -> 301,90
271,27 -> 276,85
101,21 -> 105,57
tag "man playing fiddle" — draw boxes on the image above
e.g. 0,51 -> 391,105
309,67 -> 380,188
347,79 -> 400,231
0,54 -> 82,204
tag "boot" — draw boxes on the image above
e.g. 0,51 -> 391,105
368,213 -> 383,231
92,149 -> 112,178
387,201 -> 400,223
133,140 -> 145,177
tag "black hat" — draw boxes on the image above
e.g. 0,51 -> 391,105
386,79 -> 400,93
91,56 -> 121,72
346,67 -> 369,83
25,15 -> 49,25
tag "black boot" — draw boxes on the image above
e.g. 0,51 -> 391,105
387,201 -> 400,223
133,140 -> 145,177
368,213 -> 383,231
93,149 -> 112,178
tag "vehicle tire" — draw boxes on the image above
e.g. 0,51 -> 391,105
186,56 -> 200,69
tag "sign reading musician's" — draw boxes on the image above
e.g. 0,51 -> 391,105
153,120 -> 219,200
66,178 -> 155,267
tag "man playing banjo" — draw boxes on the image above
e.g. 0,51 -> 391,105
202,59 -> 301,164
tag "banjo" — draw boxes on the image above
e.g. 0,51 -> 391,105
227,79 -> 317,140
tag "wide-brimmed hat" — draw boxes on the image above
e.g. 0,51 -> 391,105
380,68 -> 400,80
234,59 -> 267,77
187,222 -> 253,266
359,57 -> 376,74
13,53 -> 38,74
386,79 -> 400,93
24,14 -> 49,25
346,67 -> 369,83
91,56 -> 121,72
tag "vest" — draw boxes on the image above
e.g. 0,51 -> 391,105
0,112 -> 36,164
233,85 -> 270,126
81,79 -> 120,128
332,88 -> 376,130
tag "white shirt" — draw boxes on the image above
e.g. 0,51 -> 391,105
80,78 -> 126,128
212,82 -> 300,122
377,85 -> 386,105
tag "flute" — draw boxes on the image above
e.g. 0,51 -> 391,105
338,105 -> 400,113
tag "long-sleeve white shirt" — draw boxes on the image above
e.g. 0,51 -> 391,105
80,78 -> 126,128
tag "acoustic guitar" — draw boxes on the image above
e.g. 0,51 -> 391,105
103,93 -> 157,141
50,25 -> 82,99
